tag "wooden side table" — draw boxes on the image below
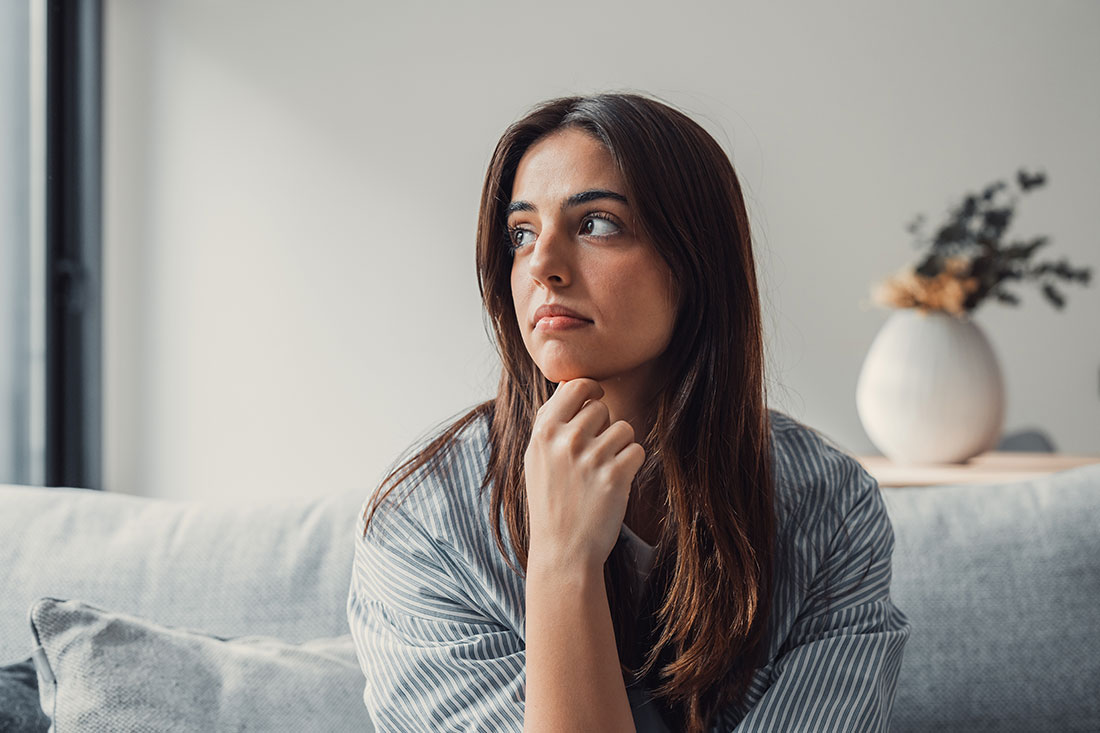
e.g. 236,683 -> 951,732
854,452 -> 1100,488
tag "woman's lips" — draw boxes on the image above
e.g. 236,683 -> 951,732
535,315 -> 591,331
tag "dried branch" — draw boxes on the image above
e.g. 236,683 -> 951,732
874,169 -> 1092,315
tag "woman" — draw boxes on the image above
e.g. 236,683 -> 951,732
347,92 -> 911,732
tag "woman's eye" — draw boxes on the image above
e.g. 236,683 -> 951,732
509,227 -> 535,249
582,215 -> 619,238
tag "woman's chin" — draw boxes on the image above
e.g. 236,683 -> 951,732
536,362 -> 595,384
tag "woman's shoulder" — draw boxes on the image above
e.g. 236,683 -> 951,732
365,404 -> 494,548
766,408 -> 881,538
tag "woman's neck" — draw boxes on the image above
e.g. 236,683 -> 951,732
595,366 -> 660,441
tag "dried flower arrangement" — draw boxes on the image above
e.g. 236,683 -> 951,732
872,169 -> 1092,317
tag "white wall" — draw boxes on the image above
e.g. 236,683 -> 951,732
104,0 -> 1100,500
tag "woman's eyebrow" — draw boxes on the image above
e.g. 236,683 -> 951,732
504,189 -> 629,218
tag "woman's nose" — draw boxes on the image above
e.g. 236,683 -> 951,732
526,223 -> 572,288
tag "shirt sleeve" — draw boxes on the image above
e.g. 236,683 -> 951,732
730,459 -> 911,732
346,494 -> 527,733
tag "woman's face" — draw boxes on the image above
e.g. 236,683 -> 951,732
507,127 -> 678,388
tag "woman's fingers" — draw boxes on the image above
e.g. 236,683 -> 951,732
591,420 -> 638,463
614,441 -> 646,475
572,398 -> 611,440
536,378 -> 604,427
534,380 -> 643,481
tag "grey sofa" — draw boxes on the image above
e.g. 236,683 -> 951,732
1,463 -> 1098,731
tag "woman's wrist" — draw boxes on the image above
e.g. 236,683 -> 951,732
524,545 -> 636,733
526,548 -> 605,583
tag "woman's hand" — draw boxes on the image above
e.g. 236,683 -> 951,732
524,378 -> 646,573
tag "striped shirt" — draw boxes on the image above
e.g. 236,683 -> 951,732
347,408 -> 911,731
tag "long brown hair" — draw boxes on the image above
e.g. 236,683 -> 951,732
363,92 -> 775,732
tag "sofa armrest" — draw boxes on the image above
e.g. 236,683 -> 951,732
883,463 -> 1100,731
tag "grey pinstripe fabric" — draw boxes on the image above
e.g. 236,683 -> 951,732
347,409 -> 910,732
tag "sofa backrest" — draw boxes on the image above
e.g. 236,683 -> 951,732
0,484 -> 368,663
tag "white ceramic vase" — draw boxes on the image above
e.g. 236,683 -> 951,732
856,309 -> 1005,464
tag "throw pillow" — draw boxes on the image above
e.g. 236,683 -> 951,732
28,597 -> 374,732
0,657 -> 50,733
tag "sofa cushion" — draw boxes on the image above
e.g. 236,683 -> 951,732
0,484 -> 365,663
0,656 -> 50,733
882,463 -> 1100,732
29,597 -> 374,732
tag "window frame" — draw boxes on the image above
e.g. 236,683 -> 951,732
43,0 -> 102,489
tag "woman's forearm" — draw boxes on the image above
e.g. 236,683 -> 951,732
523,558 -> 637,733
